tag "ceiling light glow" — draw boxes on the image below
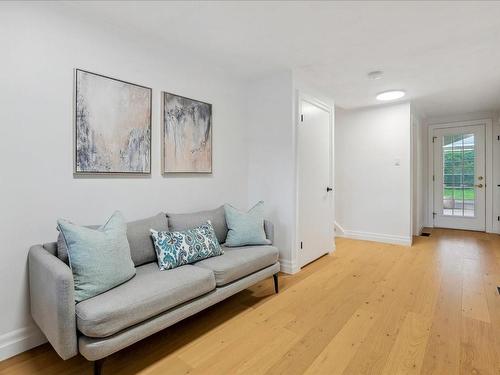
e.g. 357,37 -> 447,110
376,90 -> 405,101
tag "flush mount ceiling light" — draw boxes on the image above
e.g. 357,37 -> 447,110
376,90 -> 406,101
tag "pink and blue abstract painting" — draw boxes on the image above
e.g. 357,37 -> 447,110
162,92 -> 212,173
75,69 -> 151,174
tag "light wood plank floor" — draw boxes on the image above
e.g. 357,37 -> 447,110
1,228 -> 499,375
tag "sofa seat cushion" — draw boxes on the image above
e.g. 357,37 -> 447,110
76,263 -> 216,338
193,245 -> 279,286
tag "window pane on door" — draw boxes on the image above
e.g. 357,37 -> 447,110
442,133 -> 475,217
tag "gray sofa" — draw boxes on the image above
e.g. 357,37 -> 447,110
28,207 -> 280,375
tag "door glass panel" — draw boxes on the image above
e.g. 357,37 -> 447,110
442,133 -> 475,217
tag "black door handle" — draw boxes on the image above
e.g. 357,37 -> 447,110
326,187 -> 333,192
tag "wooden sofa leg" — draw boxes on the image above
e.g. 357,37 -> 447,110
273,273 -> 279,294
94,359 -> 104,375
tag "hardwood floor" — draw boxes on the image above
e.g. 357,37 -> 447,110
1,228 -> 499,375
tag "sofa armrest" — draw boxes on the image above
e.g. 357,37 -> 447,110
28,245 -> 77,360
264,220 -> 274,244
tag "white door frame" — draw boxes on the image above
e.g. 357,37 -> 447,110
427,119 -> 494,232
294,91 -> 334,269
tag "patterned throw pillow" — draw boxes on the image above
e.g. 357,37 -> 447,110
150,221 -> 223,270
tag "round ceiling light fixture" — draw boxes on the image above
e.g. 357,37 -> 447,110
367,70 -> 384,80
376,90 -> 406,101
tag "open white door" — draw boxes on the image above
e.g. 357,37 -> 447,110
297,96 -> 334,267
432,124 -> 486,231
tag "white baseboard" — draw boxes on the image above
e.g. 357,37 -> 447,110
330,242 -> 336,253
279,259 -> 300,274
412,224 -> 425,236
0,325 -> 47,361
336,228 -> 412,246
334,221 -> 345,236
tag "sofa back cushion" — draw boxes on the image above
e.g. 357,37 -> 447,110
126,213 -> 169,266
57,213 -> 168,266
167,206 -> 228,243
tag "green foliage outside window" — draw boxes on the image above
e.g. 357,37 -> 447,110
442,149 -> 475,201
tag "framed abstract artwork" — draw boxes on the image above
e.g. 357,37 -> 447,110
162,92 -> 212,173
74,69 -> 152,175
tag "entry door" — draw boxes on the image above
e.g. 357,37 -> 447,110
433,125 -> 486,231
297,97 -> 334,267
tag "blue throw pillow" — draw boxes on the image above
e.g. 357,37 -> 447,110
57,211 -> 136,302
150,221 -> 223,270
224,201 -> 271,247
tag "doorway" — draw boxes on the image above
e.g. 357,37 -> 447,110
430,121 -> 491,231
297,94 -> 334,267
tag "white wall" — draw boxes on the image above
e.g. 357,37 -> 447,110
245,73 -> 336,273
0,5 -> 251,359
245,70 -> 298,273
411,110 -> 426,235
335,103 -> 412,245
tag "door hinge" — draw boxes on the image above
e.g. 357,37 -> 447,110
300,241 -> 303,249
497,135 -> 500,141
300,114 -> 304,122
497,216 -> 500,221
432,136 -> 437,143
433,212 -> 437,218
432,175 -> 435,181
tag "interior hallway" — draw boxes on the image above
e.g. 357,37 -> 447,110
1,229 -> 499,375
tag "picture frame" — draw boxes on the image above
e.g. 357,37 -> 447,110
161,91 -> 213,174
74,69 -> 152,176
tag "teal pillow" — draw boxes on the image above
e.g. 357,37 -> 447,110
224,201 -> 271,247
150,221 -> 223,270
57,211 -> 136,302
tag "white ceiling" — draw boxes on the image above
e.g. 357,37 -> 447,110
60,1 -> 500,118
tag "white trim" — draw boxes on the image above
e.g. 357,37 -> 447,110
330,240 -> 336,253
427,119 -> 495,233
485,122 -> 494,233
334,221 -> 345,236
294,90 -> 335,268
426,122 -> 435,227
410,109 -> 415,237
339,229 -> 412,246
291,89 -> 300,272
334,221 -> 412,245
493,118 -> 500,233
279,258 -> 300,274
0,325 -> 46,361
